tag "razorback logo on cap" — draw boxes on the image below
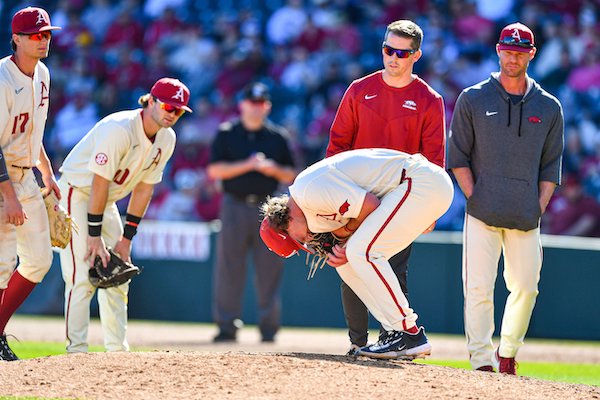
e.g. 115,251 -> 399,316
150,78 -> 192,112
12,7 -> 61,34
497,22 -> 534,53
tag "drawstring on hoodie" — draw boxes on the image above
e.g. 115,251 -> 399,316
506,97 -> 524,137
506,97 -> 511,127
518,101 -> 523,137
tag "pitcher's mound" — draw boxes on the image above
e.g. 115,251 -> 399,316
0,351 -> 598,400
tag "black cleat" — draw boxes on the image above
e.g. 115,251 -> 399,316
0,334 -> 19,361
358,327 -> 431,360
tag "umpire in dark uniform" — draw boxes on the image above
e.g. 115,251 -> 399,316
207,82 -> 297,342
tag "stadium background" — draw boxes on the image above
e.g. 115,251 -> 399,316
1,0 -> 599,339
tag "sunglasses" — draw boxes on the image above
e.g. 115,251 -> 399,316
498,37 -> 533,49
382,43 -> 417,59
154,97 -> 185,117
20,31 -> 52,41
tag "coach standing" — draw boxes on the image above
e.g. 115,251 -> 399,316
447,23 -> 564,375
208,82 -> 296,343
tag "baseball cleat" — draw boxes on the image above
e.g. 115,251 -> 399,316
496,349 -> 518,375
358,327 -> 431,360
0,334 -> 19,361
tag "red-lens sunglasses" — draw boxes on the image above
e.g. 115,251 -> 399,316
154,97 -> 185,117
20,32 -> 52,41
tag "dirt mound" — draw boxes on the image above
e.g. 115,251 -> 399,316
1,352 -> 598,400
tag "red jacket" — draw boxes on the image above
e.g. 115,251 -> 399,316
326,71 -> 446,167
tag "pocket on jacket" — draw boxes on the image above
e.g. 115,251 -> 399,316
468,174 -> 540,230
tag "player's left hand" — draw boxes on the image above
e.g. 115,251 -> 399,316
423,220 -> 436,234
41,174 -> 61,200
326,244 -> 348,268
113,238 -> 132,263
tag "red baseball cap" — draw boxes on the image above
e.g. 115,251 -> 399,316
259,218 -> 311,258
497,22 -> 535,53
12,7 -> 61,35
150,78 -> 192,112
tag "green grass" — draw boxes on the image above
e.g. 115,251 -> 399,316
417,359 -> 600,387
10,341 -> 104,359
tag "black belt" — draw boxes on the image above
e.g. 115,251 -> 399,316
229,193 -> 266,205
11,165 -> 31,169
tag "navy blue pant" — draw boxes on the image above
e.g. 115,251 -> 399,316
212,195 -> 284,338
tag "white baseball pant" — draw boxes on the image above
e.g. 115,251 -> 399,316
336,159 -> 454,333
0,167 -> 52,287
462,213 -> 542,369
59,180 -> 129,353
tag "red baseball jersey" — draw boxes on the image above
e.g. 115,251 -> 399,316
326,71 -> 446,167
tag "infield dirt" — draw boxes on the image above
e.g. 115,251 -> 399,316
0,316 -> 599,400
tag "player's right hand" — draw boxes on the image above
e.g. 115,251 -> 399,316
3,196 -> 27,226
85,236 -> 110,268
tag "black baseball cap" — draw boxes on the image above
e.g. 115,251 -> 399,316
241,82 -> 270,102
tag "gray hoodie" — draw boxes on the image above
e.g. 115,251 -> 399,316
447,73 -> 564,231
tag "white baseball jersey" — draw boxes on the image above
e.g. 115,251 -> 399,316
59,109 -> 175,201
289,148 -> 414,233
289,148 -> 454,333
0,56 -> 51,168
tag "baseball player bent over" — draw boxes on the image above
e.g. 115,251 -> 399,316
0,7 -> 61,361
58,78 -> 191,353
260,148 -> 453,359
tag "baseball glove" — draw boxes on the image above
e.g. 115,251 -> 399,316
42,189 -> 77,249
89,247 -> 143,289
304,232 -> 346,280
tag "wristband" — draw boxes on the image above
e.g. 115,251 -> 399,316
88,213 -> 103,237
123,213 -> 142,240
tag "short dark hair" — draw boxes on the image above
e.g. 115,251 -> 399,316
10,38 -> 16,52
260,195 -> 291,231
384,20 -> 423,50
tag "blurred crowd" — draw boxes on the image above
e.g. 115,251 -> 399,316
1,0 -> 599,236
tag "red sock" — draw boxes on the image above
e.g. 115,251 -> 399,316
405,325 -> 419,334
0,271 -> 36,333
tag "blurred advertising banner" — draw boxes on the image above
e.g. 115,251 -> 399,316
132,221 -> 214,262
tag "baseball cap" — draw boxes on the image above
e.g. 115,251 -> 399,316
497,22 -> 535,53
241,82 -> 270,102
12,7 -> 61,35
150,78 -> 192,112
259,218 -> 310,258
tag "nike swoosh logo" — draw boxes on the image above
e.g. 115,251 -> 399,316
486,111 -> 498,116
364,94 -> 377,100
15,87 -> 24,95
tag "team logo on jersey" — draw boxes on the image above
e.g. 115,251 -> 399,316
339,200 -> 350,216
402,100 -> 417,111
172,87 -> 185,102
143,148 -> 162,171
38,81 -> 49,108
528,116 -> 542,124
316,213 -> 338,221
95,153 -> 108,165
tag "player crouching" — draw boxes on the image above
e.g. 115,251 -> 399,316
259,148 -> 453,359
